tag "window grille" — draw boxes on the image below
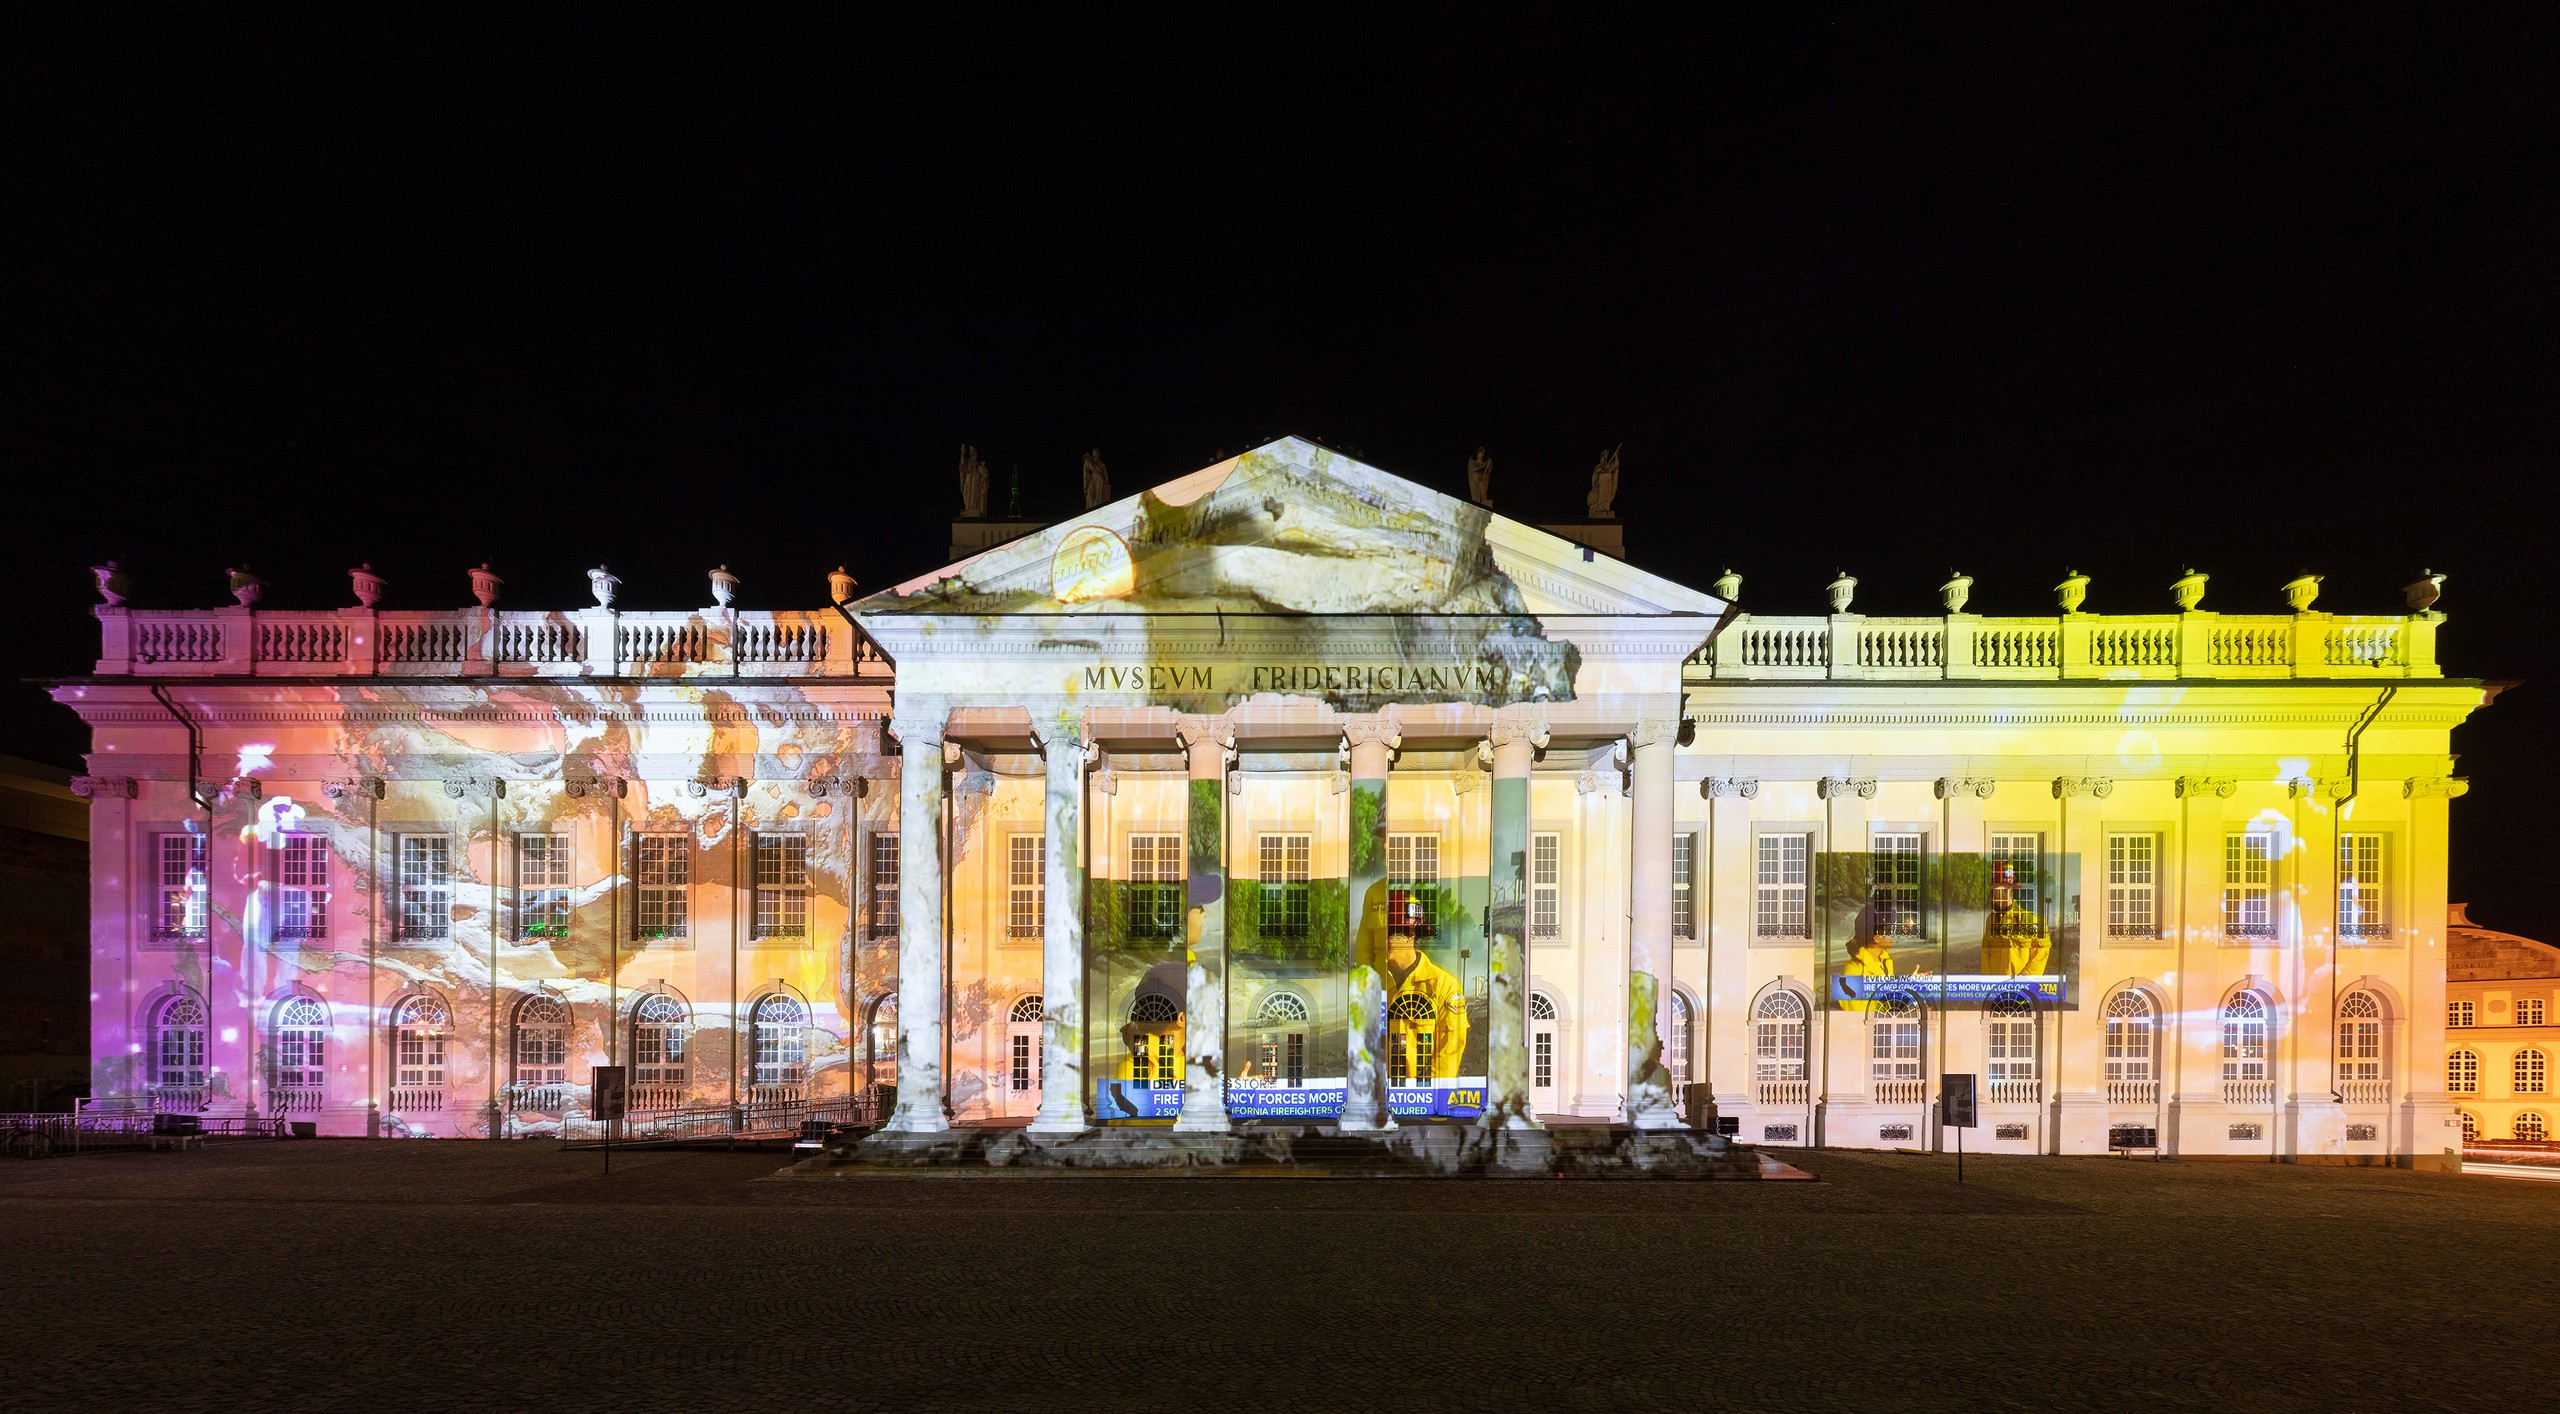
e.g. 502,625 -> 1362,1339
1386,991 -> 1438,1087
867,834 -> 900,937
2337,991 -> 2383,1083
2460,1110 -> 2479,1142
2223,832 -> 2275,938
393,994 -> 448,1090
2518,1112 -> 2550,1142
2447,1048 -> 2480,1093
2450,999 -> 2475,1028
2106,832 -> 2158,938
1989,833 -> 2042,938
1872,833 -> 1922,937
750,994 -> 808,1088
990,834 -> 1037,939
1532,1028 -> 1555,1091
1128,833 -> 1183,940
2516,1048 -> 2549,1095
635,835 -> 690,940
154,995 -> 207,1088
1010,994 -> 1045,1023
1672,833 -> 1698,938
277,834 -> 329,941
2337,833 -> 2388,937
272,997 -> 327,1091
1386,833 -> 1438,939
1260,833 -> 1311,940
1987,995 -> 2037,1084
1754,833 -> 1809,937
754,834 -> 811,940
2521,998 -> 2548,1027
1254,992 -> 1308,1087
1872,998 -> 1923,1084
1753,991 -> 1808,1081
1530,833 -> 1562,940
1667,990 -> 1694,1092
1012,1033 -> 1035,1091
2221,992 -> 2270,1082
2103,991 -> 2155,1083
632,993 -> 689,1089
515,833 -> 570,941
156,833 -> 207,939
513,994 -> 569,1088
395,835 -> 451,942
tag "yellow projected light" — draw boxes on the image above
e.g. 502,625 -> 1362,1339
1051,526 -> 1134,602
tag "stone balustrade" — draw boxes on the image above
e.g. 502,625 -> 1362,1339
1692,609 -> 2441,681
92,605 -> 888,680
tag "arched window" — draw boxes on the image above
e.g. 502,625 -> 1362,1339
1251,991 -> 1308,1088
1754,991 -> 1808,1084
1010,994 -> 1045,1023
2338,991 -> 2384,1085
272,997 -> 327,1106
1128,991 -> 1180,1089
391,993 -> 448,1109
2103,991 -> 2156,1087
1529,992 -> 1557,1022
2458,1109 -> 2478,1142
1130,992 -> 1180,1024
2221,993 -> 2270,1083
1871,994 -> 1923,1097
1387,991 -> 1440,1088
2515,1048 -> 2548,1096
2518,1112 -> 2549,1142
513,994 -> 570,1103
750,994 -> 809,1092
1987,993 -> 2038,1090
2448,1049 -> 2480,1093
631,993 -> 690,1101
1529,992 -> 1558,1096
1666,991 -> 1694,1094
153,995 -> 207,1099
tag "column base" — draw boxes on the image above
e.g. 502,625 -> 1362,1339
1172,1087 -> 1231,1132
1026,1106 -> 1090,1137
884,1103 -> 951,1136
1335,1113 -> 1399,1134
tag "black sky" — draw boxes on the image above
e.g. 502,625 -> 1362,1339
3,5 -> 2553,925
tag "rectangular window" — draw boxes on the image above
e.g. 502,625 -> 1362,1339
2223,831 -> 2275,938
1387,833 -> 1438,938
2337,832 -> 2387,938
515,833 -> 570,941
395,835 -> 451,942
1672,833 -> 1698,939
2106,832 -> 2158,939
868,834 -> 899,937
2521,998 -> 2548,1027
1988,1015 -> 2038,1083
1259,833 -> 1311,940
1530,833 -> 1562,940
1128,833 -> 1183,940
277,833 -> 329,941
754,834 -> 810,940
156,833 -> 208,939
635,835 -> 690,940
1871,1016 -> 1921,1082
1533,1030 -> 1554,1090
1003,834 -> 1044,939
1989,832 -> 2042,937
1754,833 -> 1810,938
1011,1033 -> 1034,1091
1872,833 -> 1922,938
2449,999 -> 2475,1027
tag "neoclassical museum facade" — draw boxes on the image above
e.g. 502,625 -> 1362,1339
53,439 -> 2490,1164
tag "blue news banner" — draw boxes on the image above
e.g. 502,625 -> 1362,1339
1831,974 -> 2069,1005
1093,1079 -> 1488,1121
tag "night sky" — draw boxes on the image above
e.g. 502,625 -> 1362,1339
4,7 -> 2551,926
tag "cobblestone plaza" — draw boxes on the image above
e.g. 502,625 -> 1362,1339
1,1144 -> 2547,1412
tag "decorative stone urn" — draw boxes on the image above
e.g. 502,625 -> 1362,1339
91,561 -> 132,606
349,564 -> 386,608
1711,568 -> 1741,602
587,565 -> 620,610
2171,568 -> 2209,612
468,563 -> 502,609
227,567 -> 264,607
1825,572 -> 1857,614
2282,573 -> 2322,612
709,564 -> 739,608
1939,572 -> 1973,614
2054,570 -> 2089,614
2403,569 -> 2444,613
828,565 -> 859,605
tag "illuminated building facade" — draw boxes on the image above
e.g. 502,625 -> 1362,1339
2444,905 -> 2558,1146
54,439 -> 2487,1165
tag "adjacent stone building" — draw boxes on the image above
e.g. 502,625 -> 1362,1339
2445,904 -> 2558,1145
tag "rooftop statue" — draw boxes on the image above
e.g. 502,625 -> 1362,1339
1466,446 -> 1492,507
1587,444 -> 1621,519
1082,448 -> 1110,509
957,443 -> 989,518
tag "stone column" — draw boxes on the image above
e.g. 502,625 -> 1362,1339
885,714 -> 949,1134
1173,715 -> 1232,1132
1029,715 -> 1091,1134
1339,714 -> 1401,1132
1479,709 -> 1546,1130
1625,714 -> 1682,1127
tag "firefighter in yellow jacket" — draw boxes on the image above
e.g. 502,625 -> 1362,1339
1356,876 -> 1470,1083
1981,860 -> 2052,976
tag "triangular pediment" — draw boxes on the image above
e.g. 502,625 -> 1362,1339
857,437 -> 1725,621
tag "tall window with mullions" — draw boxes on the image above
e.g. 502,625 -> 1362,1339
1872,833 -> 1922,937
515,833 -> 570,941
867,834 -> 899,938
635,835 -> 689,941
1006,835 -> 1044,939
277,833 -> 329,941
1258,833 -> 1309,939
753,834 -> 809,940
1128,833 -> 1182,940
1387,833 -> 1438,938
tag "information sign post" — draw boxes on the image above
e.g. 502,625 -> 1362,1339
593,1065 -> 628,1176
1940,1073 -> 1977,1184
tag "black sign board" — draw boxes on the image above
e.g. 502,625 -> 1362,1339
593,1064 -> 629,1121
1940,1073 -> 1978,1129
